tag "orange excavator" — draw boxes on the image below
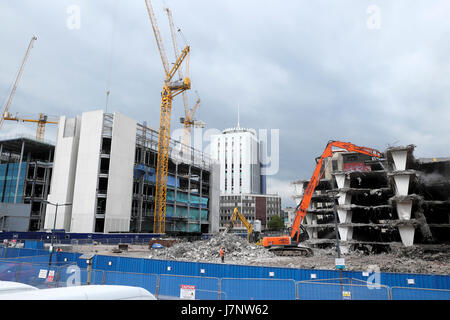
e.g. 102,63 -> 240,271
263,140 -> 383,256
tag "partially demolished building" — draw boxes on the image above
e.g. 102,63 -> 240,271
293,145 -> 450,253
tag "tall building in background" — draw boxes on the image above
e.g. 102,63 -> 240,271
210,127 -> 261,195
211,125 -> 281,230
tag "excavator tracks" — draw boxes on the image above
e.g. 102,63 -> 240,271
268,246 -> 314,257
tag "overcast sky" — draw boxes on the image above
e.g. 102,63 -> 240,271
1,1 -> 449,208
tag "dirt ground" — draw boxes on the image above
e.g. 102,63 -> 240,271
69,234 -> 450,275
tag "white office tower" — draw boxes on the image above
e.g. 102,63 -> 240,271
44,110 -> 136,233
210,127 -> 261,195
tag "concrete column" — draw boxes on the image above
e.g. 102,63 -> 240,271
14,140 -> 25,204
388,147 -> 416,247
391,150 -> 408,171
334,173 -> 353,242
337,209 -> 353,241
334,173 -> 350,189
337,192 -> 352,205
305,213 -> 318,239
395,199 -> 415,246
397,200 -> 413,220
398,225 -> 415,246
393,174 -> 412,196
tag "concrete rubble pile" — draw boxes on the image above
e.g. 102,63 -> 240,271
147,233 -> 276,264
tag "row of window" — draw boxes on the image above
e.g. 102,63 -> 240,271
220,202 -> 255,207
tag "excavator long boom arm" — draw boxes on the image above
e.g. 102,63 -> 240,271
290,140 -> 382,241
231,207 -> 253,234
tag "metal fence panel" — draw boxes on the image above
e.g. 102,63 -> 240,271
158,274 -> 220,300
56,267 -> 105,286
141,259 -> 164,275
55,252 -> 79,264
391,287 -> 450,300
0,261 -> 20,282
103,271 -> 158,295
93,255 -> 119,272
16,264 -> 57,289
221,278 -> 296,300
296,279 -> 390,300
434,275 -> 450,290
3,255 -> 51,265
0,261 -> 60,288
117,257 -> 144,274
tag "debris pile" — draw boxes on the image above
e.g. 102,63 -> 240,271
147,233 -> 276,264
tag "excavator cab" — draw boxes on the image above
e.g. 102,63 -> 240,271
226,208 -> 262,244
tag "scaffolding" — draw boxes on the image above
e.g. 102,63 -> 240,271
132,122 -> 212,234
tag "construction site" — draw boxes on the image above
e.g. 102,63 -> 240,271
67,142 -> 450,276
0,1 -> 449,301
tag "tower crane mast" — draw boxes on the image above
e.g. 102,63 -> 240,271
145,0 -> 191,234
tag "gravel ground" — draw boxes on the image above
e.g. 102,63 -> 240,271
72,234 -> 450,275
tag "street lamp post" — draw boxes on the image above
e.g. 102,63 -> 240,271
44,201 -> 72,269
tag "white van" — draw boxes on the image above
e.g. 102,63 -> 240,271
0,281 -> 39,294
0,285 -> 157,300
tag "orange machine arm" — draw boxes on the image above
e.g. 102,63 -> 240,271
290,141 -> 383,241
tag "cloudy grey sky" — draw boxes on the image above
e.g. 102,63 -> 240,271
1,1 -> 449,208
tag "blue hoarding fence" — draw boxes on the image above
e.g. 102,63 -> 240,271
0,231 -> 161,245
391,286 -> 450,300
0,247 -> 449,300
221,278 -> 297,300
103,271 -> 158,296
296,278 -> 391,300
2,258 -> 450,300
158,274 -> 221,300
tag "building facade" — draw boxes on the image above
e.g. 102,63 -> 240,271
210,126 -> 283,231
0,136 -> 54,231
44,110 -> 219,234
219,193 -> 281,231
210,127 -> 261,195
292,148 -> 450,251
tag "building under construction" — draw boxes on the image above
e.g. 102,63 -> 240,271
44,110 -> 219,235
293,145 -> 450,252
0,135 -> 54,231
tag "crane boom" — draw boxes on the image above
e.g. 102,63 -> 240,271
164,7 -> 204,154
144,0 -> 170,76
3,112 -> 58,141
165,7 -> 189,117
0,36 -> 37,131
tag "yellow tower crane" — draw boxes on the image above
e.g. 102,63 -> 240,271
165,7 -> 205,154
145,0 -> 191,234
0,36 -> 37,133
3,112 -> 58,141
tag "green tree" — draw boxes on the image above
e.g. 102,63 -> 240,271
267,215 -> 284,230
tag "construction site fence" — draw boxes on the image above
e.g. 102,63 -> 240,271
2,238 -> 157,247
0,231 -> 162,245
2,259 -> 450,300
0,247 -> 449,300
